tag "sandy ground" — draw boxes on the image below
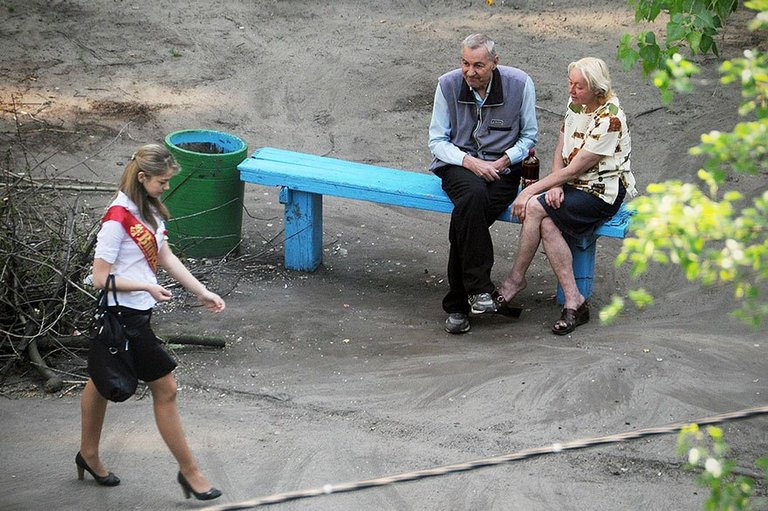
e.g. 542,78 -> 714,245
1,1 -> 767,510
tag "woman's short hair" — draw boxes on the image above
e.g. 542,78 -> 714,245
462,33 -> 497,60
569,57 -> 613,100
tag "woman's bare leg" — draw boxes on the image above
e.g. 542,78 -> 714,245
148,373 -> 212,492
498,199 -> 549,302
79,378 -> 110,476
540,217 -> 585,311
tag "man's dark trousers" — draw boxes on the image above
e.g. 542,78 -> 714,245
435,163 -> 522,314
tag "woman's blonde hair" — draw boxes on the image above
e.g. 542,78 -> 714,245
117,143 -> 176,230
568,57 -> 613,102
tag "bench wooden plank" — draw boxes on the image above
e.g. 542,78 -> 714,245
238,147 -> 633,303
241,159 -> 453,214
240,147 -> 631,237
240,148 -> 455,214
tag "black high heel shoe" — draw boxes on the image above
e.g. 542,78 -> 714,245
177,471 -> 222,501
75,452 -> 120,486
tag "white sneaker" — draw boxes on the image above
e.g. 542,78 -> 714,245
469,292 -> 496,314
444,313 -> 470,334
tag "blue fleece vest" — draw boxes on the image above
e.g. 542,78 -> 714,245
430,65 -> 528,171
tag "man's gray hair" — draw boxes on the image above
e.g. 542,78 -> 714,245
462,33 -> 496,60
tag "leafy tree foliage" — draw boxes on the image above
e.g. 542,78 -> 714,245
678,424 -> 768,511
602,0 -> 768,328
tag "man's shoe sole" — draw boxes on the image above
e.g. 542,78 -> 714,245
445,324 -> 471,334
469,305 -> 495,315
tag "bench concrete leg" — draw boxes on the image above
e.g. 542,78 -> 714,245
279,187 -> 323,271
556,236 -> 596,305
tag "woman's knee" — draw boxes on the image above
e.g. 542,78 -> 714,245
149,373 -> 178,403
524,197 -> 547,221
540,217 -> 563,241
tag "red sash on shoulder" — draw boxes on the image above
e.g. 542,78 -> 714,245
102,206 -> 159,273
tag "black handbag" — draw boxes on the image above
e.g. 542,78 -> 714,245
87,274 -> 138,402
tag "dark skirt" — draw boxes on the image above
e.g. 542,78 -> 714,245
110,306 -> 178,382
538,183 -> 625,240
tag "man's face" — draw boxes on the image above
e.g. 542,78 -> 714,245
461,46 -> 497,91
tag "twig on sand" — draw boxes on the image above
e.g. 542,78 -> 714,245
535,104 -> 562,117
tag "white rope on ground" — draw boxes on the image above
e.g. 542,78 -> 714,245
201,404 -> 768,511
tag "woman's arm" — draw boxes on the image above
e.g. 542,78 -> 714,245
550,131 -> 566,175
157,243 -> 225,312
525,146 -> 602,196
511,132 -> 603,221
540,131 -> 567,210
92,257 -> 173,303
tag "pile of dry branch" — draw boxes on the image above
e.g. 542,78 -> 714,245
1,95 -> 277,396
0,101 -> 103,393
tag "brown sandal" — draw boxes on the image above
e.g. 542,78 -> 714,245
552,301 -> 590,335
492,290 -> 523,318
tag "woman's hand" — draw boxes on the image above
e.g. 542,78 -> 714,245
544,186 -> 564,209
158,244 -> 225,312
511,192 -> 533,222
147,283 -> 173,302
198,289 -> 225,313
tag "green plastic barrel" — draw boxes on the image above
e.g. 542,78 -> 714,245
163,129 -> 248,258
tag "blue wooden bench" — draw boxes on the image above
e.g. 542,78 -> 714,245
238,147 -> 633,303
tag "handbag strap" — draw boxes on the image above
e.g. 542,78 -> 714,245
107,274 -> 120,307
98,274 -> 121,310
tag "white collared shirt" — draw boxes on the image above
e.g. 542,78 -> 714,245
93,191 -> 166,309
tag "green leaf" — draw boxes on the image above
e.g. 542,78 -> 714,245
687,30 -> 703,54
643,30 -> 658,45
618,34 -> 640,70
599,296 -> 625,325
616,0 -> 768,329
640,43 -> 661,67
666,20 -> 686,42
628,288 -> 654,307
692,9 -> 717,31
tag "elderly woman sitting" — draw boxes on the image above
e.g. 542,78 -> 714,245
495,56 -> 638,335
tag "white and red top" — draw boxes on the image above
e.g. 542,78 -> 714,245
94,191 -> 166,309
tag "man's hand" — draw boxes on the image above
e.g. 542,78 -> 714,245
463,155 -> 502,182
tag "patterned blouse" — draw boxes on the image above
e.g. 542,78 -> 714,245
561,96 -> 637,203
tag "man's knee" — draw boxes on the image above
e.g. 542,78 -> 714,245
453,186 -> 490,216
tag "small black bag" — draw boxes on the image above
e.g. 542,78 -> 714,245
87,274 -> 138,402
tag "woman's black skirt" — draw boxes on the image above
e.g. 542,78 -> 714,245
538,182 -> 625,240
